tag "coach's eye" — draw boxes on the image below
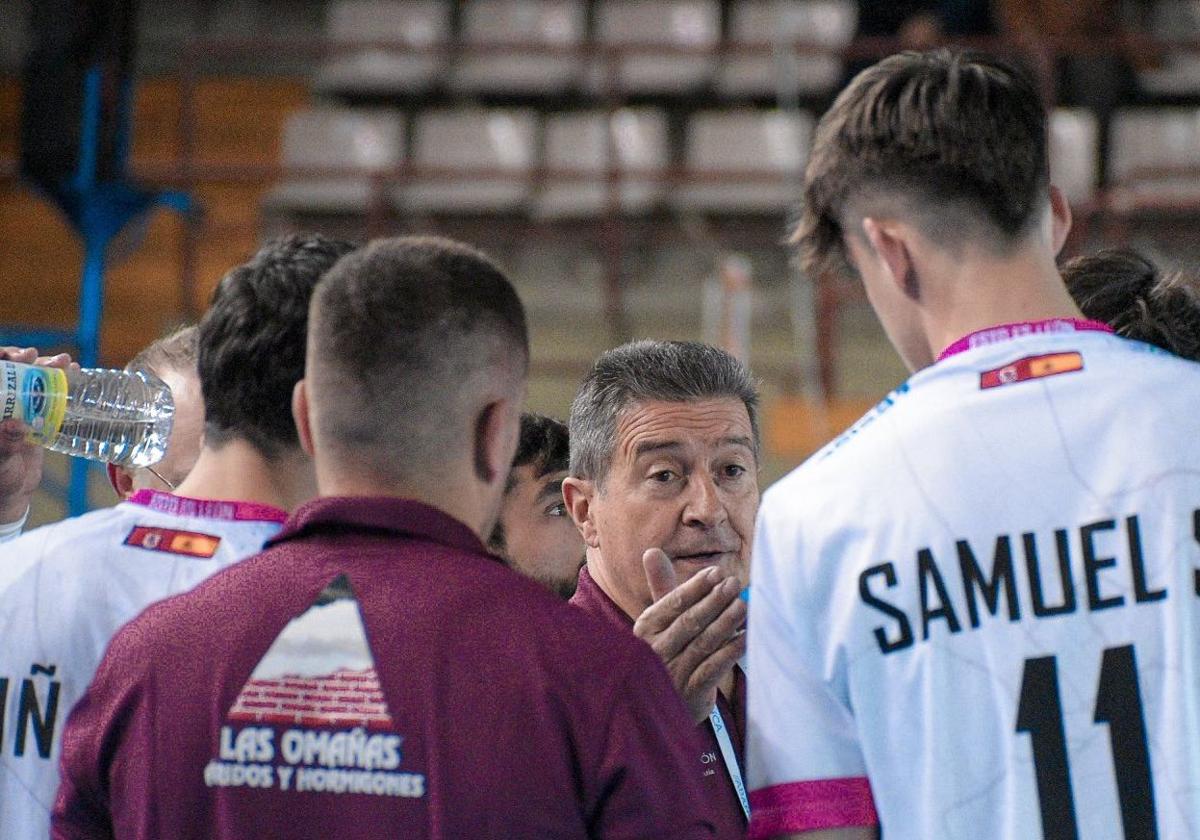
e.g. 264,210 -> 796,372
723,464 -> 748,479
650,470 -> 677,483
546,502 -> 567,517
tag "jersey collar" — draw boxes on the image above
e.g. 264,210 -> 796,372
937,318 -> 1114,363
128,488 -> 288,524
267,495 -> 491,558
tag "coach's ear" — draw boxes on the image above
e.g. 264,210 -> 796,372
292,379 -> 315,458
1049,184 -> 1073,256
562,477 -> 599,548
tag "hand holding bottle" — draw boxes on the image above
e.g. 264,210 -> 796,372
0,347 -> 77,528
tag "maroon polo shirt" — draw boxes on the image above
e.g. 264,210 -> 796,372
571,565 -> 749,840
53,497 -> 716,840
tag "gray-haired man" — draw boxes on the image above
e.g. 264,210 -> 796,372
563,339 -> 759,838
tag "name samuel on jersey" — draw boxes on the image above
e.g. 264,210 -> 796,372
858,512 -> 1197,655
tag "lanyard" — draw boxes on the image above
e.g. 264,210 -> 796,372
709,704 -> 750,821
937,318 -> 1114,362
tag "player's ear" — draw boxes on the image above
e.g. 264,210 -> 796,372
473,397 -> 518,487
108,464 -> 136,500
1048,184 -> 1073,256
562,477 -> 600,548
862,217 -> 918,301
292,379 -> 315,458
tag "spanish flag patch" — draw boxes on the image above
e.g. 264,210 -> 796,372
980,352 -> 1084,390
124,526 -> 221,558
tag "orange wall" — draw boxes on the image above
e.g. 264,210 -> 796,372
0,77 -> 309,365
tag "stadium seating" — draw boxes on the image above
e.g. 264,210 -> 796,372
396,107 -> 539,213
313,1 -> 450,97
716,0 -> 853,99
452,0 -> 587,96
262,106 -> 405,215
1048,108 -> 1099,207
588,0 -> 721,95
534,107 -> 670,219
1110,107 -> 1200,200
671,109 -> 813,214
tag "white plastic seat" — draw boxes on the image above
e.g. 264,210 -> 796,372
589,0 -> 720,95
313,1 -> 450,96
671,109 -> 813,214
452,0 -> 587,95
263,107 -> 405,214
1048,108 -> 1099,207
1110,108 -> 1200,199
717,0 -> 855,98
534,108 -> 670,219
1139,2 -> 1200,96
396,108 -> 538,213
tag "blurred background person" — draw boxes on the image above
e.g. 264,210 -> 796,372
55,236 -> 716,840
564,339 -> 759,838
0,234 -> 353,839
488,412 -> 584,599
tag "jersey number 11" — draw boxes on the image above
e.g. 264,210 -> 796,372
1016,644 -> 1157,840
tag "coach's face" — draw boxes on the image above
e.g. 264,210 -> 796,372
568,397 -> 758,619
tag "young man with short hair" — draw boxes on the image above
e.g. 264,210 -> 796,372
488,413 -> 583,598
0,235 -> 354,838
54,237 -> 715,839
747,50 -> 1200,840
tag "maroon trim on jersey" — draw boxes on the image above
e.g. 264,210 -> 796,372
747,777 -> 878,838
128,489 -> 288,524
937,318 -> 1114,362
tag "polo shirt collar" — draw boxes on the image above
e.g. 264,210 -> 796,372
267,495 -> 488,556
571,564 -> 636,627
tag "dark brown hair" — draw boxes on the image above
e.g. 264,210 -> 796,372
797,49 -> 1049,281
1062,248 -> 1200,360
199,235 -> 358,456
309,236 -> 528,475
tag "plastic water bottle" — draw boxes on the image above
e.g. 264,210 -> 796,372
0,360 -> 175,467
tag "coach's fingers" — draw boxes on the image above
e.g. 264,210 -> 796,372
636,573 -> 741,662
685,632 -> 746,720
633,564 -> 725,638
644,548 -> 679,602
669,587 -> 746,678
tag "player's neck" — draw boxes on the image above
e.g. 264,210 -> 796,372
172,439 -> 314,514
924,249 -> 1084,359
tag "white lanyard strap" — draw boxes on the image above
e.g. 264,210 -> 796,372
709,704 -> 750,821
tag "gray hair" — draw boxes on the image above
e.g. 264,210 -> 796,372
569,340 -> 761,483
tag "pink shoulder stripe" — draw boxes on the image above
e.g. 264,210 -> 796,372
748,777 -> 878,839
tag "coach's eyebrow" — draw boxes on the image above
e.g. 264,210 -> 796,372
633,440 -> 684,459
721,436 -> 755,452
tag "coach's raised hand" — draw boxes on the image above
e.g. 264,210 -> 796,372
633,547 -> 746,723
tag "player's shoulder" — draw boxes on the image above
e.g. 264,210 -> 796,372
766,375 -> 929,509
0,504 -> 146,589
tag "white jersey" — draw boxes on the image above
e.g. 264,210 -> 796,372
0,489 -> 284,838
748,327 -> 1200,840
